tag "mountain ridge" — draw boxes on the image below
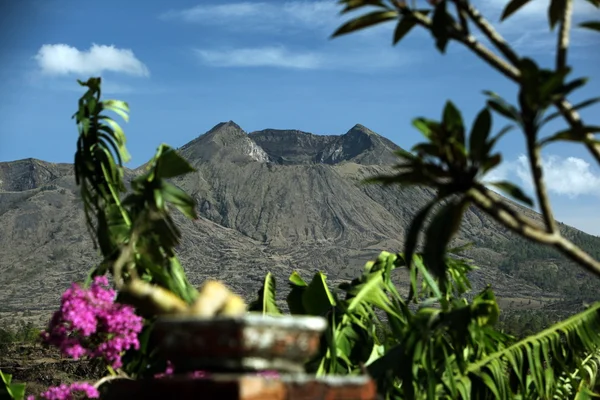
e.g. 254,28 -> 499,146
1,121 -> 598,329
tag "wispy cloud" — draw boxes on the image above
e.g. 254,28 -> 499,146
194,44 -> 418,71
485,154 -> 600,198
477,0 -> 599,52
34,44 -> 150,77
159,1 -> 340,33
164,1 -> 423,72
195,46 -> 320,69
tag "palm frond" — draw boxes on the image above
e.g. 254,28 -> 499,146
458,302 -> 600,399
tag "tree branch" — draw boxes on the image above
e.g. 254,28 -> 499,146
469,185 -> 600,278
556,0 -> 573,71
524,122 -> 558,233
410,7 -> 600,169
555,99 -> 600,165
453,0 -> 521,67
453,0 -> 470,35
410,10 -> 520,81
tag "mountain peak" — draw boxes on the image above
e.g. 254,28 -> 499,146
213,120 -> 243,131
179,121 -> 269,164
349,123 -> 373,133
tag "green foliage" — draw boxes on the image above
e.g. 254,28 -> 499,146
499,310 -> 560,339
0,370 -> 25,400
0,322 -> 41,350
328,0 -> 600,397
70,78 -> 201,378
253,250 -> 600,398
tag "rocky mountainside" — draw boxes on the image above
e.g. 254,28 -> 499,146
1,121 -> 598,328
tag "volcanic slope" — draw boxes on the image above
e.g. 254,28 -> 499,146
1,121 -> 598,326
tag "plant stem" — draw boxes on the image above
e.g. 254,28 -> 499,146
468,186 -> 600,278
93,374 -> 132,389
556,0 -> 573,71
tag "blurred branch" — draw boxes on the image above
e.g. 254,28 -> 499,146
524,122 -> 558,233
557,0 -> 573,71
468,184 -> 600,278
408,1 -> 600,191
409,10 -> 520,81
556,99 -> 600,165
452,0 -> 521,66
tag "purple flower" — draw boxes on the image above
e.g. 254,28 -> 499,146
189,370 -> 209,379
35,382 -> 99,399
41,276 -> 143,369
153,361 -> 175,378
257,370 -> 280,379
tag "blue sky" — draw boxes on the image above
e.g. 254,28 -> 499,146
1,0 -> 600,234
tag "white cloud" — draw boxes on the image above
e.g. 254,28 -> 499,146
195,46 -> 321,69
35,44 -> 150,77
160,1 -> 340,32
484,154 -> 600,198
194,45 -> 417,71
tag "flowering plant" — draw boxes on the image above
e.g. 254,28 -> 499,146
40,276 -> 143,370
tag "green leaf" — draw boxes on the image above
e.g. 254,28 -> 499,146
160,182 -> 197,220
302,272 -> 337,316
548,0 -> 567,29
560,77 -> 589,97
467,302 -> 600,398
102,99 -> 130,123
286,271 -> 308,315
393,15 -> 418,45
481,153 -> 502,174
431,0 -> 453,53
154,145 -> 195,179
542,97 -> 600,125
484,91 -> 521,124
579,20 -> 600,31
412,118 -> 440,141
422,197 -> 468,286
248,272 -> 282,315
412,143 -> 440,158
338,0 -> 389,14
0,370 -> 25,400
469,108 -> 492,163
343,268 -> 400,318
413,255 -> 443,301
489,181 -> 534,207
331,10 -> 398,38
442,100 -> 464,140
539,126 -> 600,146
501,0 -> 533,20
